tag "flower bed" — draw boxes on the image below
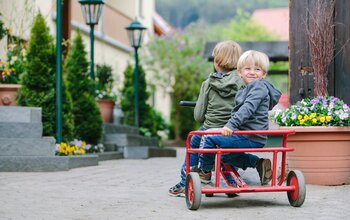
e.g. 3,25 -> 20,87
55,139 -> 104,156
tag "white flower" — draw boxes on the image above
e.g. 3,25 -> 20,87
281,116 -> 287,123
340,112 -> 349,120
10,56 -> 18,65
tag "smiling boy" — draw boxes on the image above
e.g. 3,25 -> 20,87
197,50 -> 282,185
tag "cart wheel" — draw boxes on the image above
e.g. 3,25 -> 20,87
226,193 -> 237,198
205,193 -> 214,197
185,172 -> 202,210
286,170 -> 306,207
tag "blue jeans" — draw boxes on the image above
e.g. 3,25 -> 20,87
199,134 -> 264,172
178,127 -> 205,187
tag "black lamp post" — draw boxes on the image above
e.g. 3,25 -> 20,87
78,0 -> 104,88
126,19 -> 147,127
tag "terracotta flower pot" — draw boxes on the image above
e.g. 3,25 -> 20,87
0,84 -> 21,106
96,99 -> 115,123
281,126 -> 350,185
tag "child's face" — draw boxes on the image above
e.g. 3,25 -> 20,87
238,60 -> 266,85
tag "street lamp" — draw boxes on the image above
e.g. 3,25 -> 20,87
78,0 -> 104,85
126,18 -> 147,127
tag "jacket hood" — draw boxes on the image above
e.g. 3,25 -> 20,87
262,80 -> 282,110
208,71 -> 243,98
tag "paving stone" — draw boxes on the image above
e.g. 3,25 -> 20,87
1,147 -> 349,219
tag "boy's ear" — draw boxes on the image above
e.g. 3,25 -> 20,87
263,71 -> 268,78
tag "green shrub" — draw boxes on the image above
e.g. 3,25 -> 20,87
0,13 -> 7,40
17,12 -> 74,141
95,64 -> 117,101
120,64 -> 135,125
64,31 -> 102,144
120,64 -> 168,138
96,64 -> 113,91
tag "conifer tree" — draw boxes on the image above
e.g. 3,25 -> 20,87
65,31 -> 102,144
120,64 -> 167,137
121,64 -> 136,125
17,13 -> 74,141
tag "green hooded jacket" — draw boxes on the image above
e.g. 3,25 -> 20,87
194,70 -> 243,129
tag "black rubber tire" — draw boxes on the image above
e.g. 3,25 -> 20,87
185,172 -> 202,210
287,170 -> 306,207
226,193 -> 238,198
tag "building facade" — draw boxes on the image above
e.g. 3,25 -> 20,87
0,0 -> 172,122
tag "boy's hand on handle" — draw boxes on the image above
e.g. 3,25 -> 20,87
221,126 -> 233,136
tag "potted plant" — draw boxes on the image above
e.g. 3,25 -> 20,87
0,15 -> 25,106
0,59 -> 21,105
272,0 -> 350,185
95,64 -> 117,123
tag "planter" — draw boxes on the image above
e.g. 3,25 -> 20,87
0,84 -> 21,106
97,99 -> 115,123
281,126 -> 350,185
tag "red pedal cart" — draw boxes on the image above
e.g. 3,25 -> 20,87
184,129 -> 306,210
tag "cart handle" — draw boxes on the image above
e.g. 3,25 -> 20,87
188,129 -> 296,136
179,101 -> 196,107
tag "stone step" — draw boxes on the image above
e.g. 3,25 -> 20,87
0,155 -> 98,172
0,106 -> 41,123
97,151 -> 123,161
103,144 -> 117,152
104,133 -> 158,147
0,137 -> 55,156
103,123 -> 139,135
123,146 -> 176,159
68,155 -> 99,170
0,122 -> 43,138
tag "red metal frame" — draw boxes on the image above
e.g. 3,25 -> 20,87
185,129 -> 296,194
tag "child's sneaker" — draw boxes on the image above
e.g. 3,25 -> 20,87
197,168 -> 212,184
168,183 -> 185,197
256,158 -> 272,185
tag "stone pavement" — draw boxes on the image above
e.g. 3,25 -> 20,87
0,147 -> 349,220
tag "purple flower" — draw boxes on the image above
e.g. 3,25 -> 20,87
54,144 -> 59,152
322,97 -> 327,106
310,98 -> 318,104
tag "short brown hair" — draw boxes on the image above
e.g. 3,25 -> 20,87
212,40 -> 242,72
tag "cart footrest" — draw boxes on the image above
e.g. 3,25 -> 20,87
202,185 -> 295,194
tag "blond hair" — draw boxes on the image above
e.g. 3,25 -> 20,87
237,50 -> 270,73
212,40 -> 242,72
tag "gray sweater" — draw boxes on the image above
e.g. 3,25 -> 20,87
225,80 -> 281,144
194,71 -> 243,129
